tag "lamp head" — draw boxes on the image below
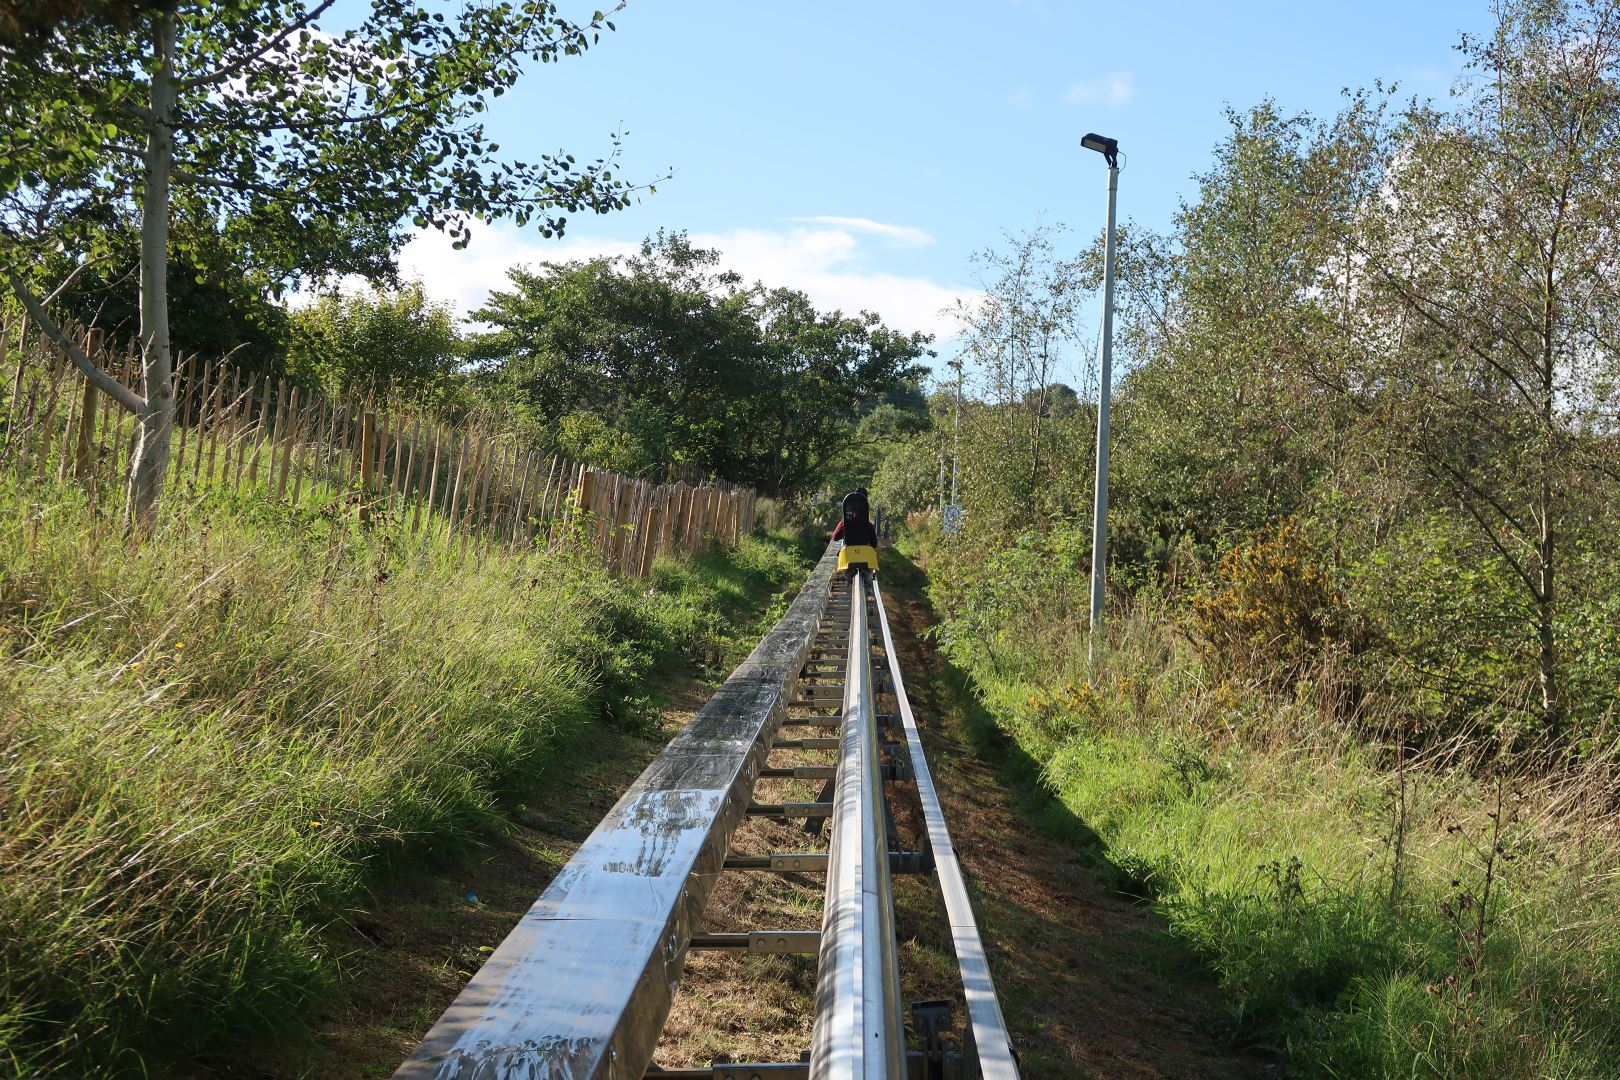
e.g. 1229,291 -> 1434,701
1081,132 -> 1120,166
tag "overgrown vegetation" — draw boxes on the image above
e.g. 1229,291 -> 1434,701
8,0 -> 1620,1075
0,476 -> 809,1076
892,2 -> 1620,1075
919,528 -> 1620,1077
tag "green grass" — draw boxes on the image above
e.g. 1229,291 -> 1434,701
912,535 -> 1620,1079
0,475 -> 810,1077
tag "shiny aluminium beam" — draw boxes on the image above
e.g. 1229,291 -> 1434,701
809,570 -> 906,1079
871,578 -> 1020,1079
394,545 -> 841,1080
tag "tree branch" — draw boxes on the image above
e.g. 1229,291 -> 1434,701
1425,456 -> 1540,596
170,166 -> 298,199
5,271 -> 146,415
180,0 -> 339,91
41,254 -> 111,306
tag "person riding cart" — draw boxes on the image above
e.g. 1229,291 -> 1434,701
833,487 -> 879,573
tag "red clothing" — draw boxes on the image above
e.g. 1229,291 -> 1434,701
831,518 -> 846,541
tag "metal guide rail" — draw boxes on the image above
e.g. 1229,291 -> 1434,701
393,544 -> 1018,1080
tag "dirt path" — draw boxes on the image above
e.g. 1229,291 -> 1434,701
878,553 -> 1272,1079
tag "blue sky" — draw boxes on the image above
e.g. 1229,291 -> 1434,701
389,0 -> 1493,377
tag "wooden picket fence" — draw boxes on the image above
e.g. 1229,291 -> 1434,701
0,316 -> 757,576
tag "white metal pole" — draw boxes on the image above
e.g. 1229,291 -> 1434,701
1088,161 -> 1119,670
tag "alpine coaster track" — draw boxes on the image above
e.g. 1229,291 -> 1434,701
393,542 -> 1019,1080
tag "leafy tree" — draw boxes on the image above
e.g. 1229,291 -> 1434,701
869,433 -> 942,520
468,232 -> 931,495
747,286 -> 932,497
1305,1 -> 1620,736
467,232 -> 759,474
1107,106 -> 1352,566
46,217 -> 290,375
0,0 -> 168,51
868,389 -> 951,520
923,0 -> 1620,746
951,225 -> 1095,528
1,1 -> 643,528
808,380 -> 934,503
288,282 -> 461,406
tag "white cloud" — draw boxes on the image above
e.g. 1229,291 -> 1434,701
393,220 -> 977,344
1065,71 -> 1134,107
395,227 -> 639,316
790,216 -> 935,247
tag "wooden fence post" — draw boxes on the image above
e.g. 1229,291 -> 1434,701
677,484 -> 693,552
444,430 -> 470,542
511,450 -> 534,544
1,316 -> 23,461
622,483 -> 645,575
416,422 -> 440,535
554,458 -> 576,521
173,352 -> 196,484
534,455 -> 557,532
35,354 -> 69,478
638,500 -> 661,578
70,328 -> 104,481
220,367 -> 241,488
574,468 -> 597,550
201,359 -> 221,482
275,386 -> 299,502
358,409 -> 376,521
699,485 -> 716,549
403,415 -> 421,522
389,413 -> 405,515
57,349 -> 83,484
658,486 -> 675,556
469,437 -> 496,551
291,395 -> 315,508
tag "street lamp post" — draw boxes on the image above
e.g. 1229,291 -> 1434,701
947,358 -> 963,507
1081,132 -> 1120,671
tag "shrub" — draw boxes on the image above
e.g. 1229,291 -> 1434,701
0,477 -> 810,1075
1190,519 -> 1361,689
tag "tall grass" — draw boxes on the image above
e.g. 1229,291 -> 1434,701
0,476 -> 808,1076
917,537 -> 1620,1078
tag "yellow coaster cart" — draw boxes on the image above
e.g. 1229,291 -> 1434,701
838,543 -> 879,574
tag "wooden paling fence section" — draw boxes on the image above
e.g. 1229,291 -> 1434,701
0,317 -> 757,577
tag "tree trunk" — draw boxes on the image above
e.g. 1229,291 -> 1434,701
1533,420 -> 1559,737
1536,269 -> 1560,738
127,13 -> 177,531
1537,508 -> 1558,736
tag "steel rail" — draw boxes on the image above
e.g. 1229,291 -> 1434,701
809,570 -> 906,1079
871,577 -> 1020,1079
393,545 -> 842,1080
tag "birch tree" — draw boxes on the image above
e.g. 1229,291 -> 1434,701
0,1 -> 643,529
951,225 -> 1095,527
1318,0 -> 1620,736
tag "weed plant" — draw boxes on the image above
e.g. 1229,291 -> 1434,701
914,531 -> 1620,1078
0,476 -> 809,1076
